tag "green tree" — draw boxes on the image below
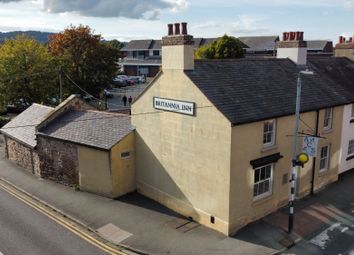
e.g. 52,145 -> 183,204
49,25 -> 120,96
195,35 -> 244,59
0,35 -> 58,109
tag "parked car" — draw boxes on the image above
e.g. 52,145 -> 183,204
112,75 -> 128,87
104,89 -> 114,98
83,94 -> 94,101
128,75 -> 146,84
6,100 -> 30,114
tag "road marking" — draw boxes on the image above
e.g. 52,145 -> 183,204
0,180 -> 127,255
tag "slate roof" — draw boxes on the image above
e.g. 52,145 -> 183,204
121,40 -> 153,50
307,40 -> 332,51
239,36 -> 279,52
0,104 -> 53,148
38,110 -> 133,150
121,38 -> 219,51
185,57 -> 354,125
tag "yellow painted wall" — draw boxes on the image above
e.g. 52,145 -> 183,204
78,146 -> 113,197
229,106 -> 343,234
110,132 -> 136,197
132,69 -> 232,234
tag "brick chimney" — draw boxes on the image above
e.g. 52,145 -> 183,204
335,35 -> 354,61
162,22 -> 194,70
277,31 -> 307,65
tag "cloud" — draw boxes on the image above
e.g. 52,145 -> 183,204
192,16 -> 269,36
42,0 -> 187,19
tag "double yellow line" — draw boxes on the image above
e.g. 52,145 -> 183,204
0,180 -> 127,255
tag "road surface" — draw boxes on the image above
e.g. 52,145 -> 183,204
0,186 -> 110,255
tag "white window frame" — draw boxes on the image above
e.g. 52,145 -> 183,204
323,108 -> 333,130
263,119 -> 276,147
348,140 -> 354,157
253,164 -> 273,201
319,145 -> 330,171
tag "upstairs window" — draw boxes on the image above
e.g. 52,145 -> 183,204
323,108 -> 333,130
263,120 -> 276,146
320,145 -> 330,171
348,140 -> 354,157
153,50 -> 160,56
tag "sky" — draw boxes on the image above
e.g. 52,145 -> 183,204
0,0 -> 353,43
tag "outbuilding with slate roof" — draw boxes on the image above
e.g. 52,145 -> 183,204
0,103 -> 53,175
132,23 -> 354,236
36,104 -> 135,198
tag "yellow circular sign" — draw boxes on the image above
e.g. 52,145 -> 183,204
298,153 -> 309,164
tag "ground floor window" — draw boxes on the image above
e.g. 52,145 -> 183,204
320,145 -> 330,171
253,164 -> 273,200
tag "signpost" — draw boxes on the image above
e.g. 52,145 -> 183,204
302,136 -> 319,158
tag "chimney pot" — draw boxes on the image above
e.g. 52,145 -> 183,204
339,36 -> 343,44
283,32 -> 287,41
181,22 -> 188,35
350,37 -> 353,43
168,24 -> 174,36
174,23 -> 180,35
290,32 -> 296,41
295,31 -> 300,40
299,32 -> 304,41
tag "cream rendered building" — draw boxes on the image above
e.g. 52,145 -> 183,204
132,24 -> 354,235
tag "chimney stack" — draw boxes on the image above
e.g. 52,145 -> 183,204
277,31 -> 307,65
161,22 -> 194,71
335,34 -> 354,60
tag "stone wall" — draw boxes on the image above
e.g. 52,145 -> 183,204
37,135 -> 79,186
5,137 -> 33,173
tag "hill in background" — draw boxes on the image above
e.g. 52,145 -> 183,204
0,31 -> 55,44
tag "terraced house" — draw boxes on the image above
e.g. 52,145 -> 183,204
132,23 -> 354,235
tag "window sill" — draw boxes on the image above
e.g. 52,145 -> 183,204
261,144 -> 278,153
346,154 -> 354,161
322,128 -> 332,134
252,193 -> 273,206
318,168 -> 329,176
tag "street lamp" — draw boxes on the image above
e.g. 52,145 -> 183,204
288,69 -> 314,234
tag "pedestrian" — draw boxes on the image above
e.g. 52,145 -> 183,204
128,96 -> 133,105
122,95 -> 127,106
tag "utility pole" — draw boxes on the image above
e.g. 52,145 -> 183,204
59,67 -> 63,103
288,70 -> 314,233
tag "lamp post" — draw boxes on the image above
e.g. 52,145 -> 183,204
288,69 -> 314,234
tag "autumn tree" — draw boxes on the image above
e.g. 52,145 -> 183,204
0,35 -> 58,109
195,35 -> 244,59
49,25 -> 120,96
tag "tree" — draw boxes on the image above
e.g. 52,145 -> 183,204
49,25 -> 120,96
195,35 -> 244,59
0,35 -> 58,109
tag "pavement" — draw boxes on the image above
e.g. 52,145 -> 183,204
1,134 -> 354,255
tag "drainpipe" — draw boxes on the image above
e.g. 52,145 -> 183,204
310,109 -> 320,195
